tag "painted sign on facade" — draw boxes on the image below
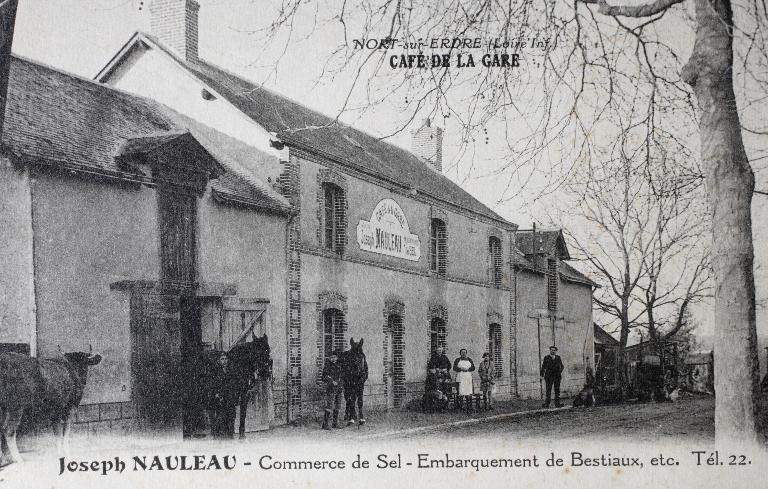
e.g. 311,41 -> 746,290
357,199 -> 421,261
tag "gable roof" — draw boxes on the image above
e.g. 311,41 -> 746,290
97,33 -> 513,227
516,229 -> 571,259
2,55 -> 289,213
511,228 -> 596,287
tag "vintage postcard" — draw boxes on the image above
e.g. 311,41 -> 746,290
0,0 -> 766,488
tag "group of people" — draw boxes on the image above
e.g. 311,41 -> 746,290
423,346 -> 497,413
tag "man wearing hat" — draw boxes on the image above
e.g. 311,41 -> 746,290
321,349 -> 344,430
540,346 -> 564,408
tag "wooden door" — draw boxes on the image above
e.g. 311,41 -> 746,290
222,298 -> 273,431
130,293 -> 182,432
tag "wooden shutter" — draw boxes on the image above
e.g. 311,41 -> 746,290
547,259 -> 558,311
489,323 -> 503,378
436,221 -> 447,275
490,237 -> 503,287
334,187 -> 347,254
324,185 -> 335,251
158,190 -> 196,284
430,219 -> 447,275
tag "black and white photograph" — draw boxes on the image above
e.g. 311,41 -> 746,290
0,0 -> 766,487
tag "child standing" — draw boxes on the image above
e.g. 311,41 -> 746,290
478,352 -> 495,410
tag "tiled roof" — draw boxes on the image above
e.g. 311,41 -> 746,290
511,229 -> 595,286
594,324 -> 619,346
3,56 -> 174,172
136,34 -> 510,225
559,261 -> 596,286
2,56 -> 288,213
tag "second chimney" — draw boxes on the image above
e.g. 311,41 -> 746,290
150,0 -> 200,63
411,118 -> 443,172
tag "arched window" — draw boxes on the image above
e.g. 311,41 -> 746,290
489,236 -> 503,287
429,317 -> 447,353
430,218 -> 447,274
323,308 -> 345,359
488,323 -> 503,378
323,182 -> 346,254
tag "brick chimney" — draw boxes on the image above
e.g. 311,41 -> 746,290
0,0 -> 19,143
411,118 -> 443,172
150,0 -> 200,62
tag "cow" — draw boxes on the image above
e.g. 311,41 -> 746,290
0,350 -> 102,464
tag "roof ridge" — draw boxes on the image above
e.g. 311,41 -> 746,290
115,34 -> 511,225
194,59 -> 426,158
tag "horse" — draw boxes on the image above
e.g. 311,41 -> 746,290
339,338 -> 368,427
201,334 -> 272,439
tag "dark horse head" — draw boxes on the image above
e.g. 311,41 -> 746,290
340,338 -> 367,385
228,333 -> 272,381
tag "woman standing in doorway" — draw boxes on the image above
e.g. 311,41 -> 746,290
453,349 -> 475,412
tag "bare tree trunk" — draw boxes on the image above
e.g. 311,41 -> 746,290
682,0 -> 759,444
617,304 -> 630,394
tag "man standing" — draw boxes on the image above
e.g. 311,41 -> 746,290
321,349 -> 343,430
207,352 -> 240,439
540,346 -> 564,408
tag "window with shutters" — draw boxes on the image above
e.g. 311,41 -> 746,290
429,317 -> 447,353
322,182 -> 346,254
323,308 -> 346,360
489,236 -> 503,287
430,218 -> 447,275
488,323 -> 503,378
547,258 -> 558,311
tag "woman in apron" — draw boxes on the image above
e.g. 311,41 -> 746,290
453,349 -> 476,412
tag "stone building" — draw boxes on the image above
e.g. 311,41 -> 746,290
0,0 -> 595,436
